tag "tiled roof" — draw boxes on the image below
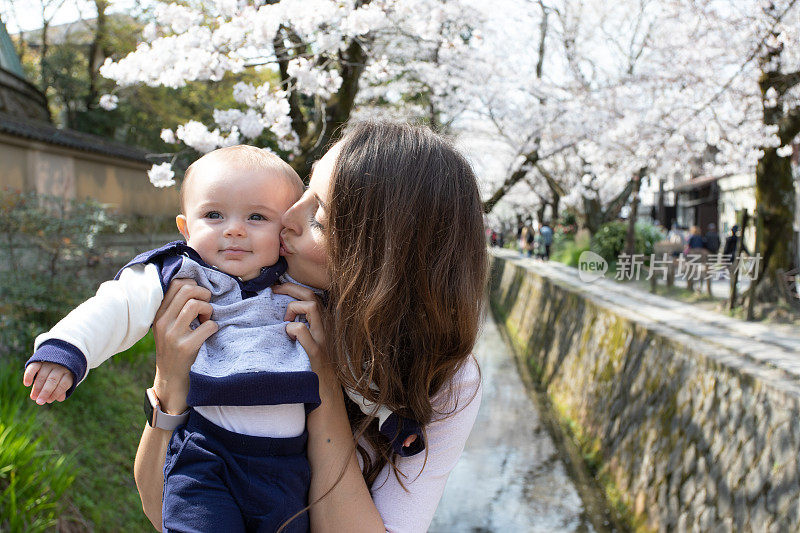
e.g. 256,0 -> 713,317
0,112 -> 150,163
672,174 -> 727,193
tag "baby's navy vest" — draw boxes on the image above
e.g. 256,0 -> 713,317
117,241 -> 320,411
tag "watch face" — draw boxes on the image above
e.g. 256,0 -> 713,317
144,389 -> 155,425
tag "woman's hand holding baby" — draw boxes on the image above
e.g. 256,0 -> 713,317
152,278 -> 218,414
273,282 -> 338,399
274,281 -> 386,531
23,361 -> 73,404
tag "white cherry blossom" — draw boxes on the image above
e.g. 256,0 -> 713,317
147,162 -> 176,188
98,94 -> 118,110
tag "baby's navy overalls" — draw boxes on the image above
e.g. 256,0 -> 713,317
124,242 -> 319,533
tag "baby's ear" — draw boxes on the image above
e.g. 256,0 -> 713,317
176,215 -> 190,241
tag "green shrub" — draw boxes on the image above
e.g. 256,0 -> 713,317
558,212 -> 578,227
635,220 -> 666,257
590,221 -> 628,263
590,220 -> 666,263
0,364 -> 75,532
555,212 -> 578,236
0,190 -> 124,356
552,235 -> 590,267
117,213 -> 178,235
0,191 -> 161,531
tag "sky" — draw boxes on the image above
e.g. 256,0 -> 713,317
1,0 -> 148,34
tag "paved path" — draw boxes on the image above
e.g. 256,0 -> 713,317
430,315 -> 596,532
493,249 -> 800,381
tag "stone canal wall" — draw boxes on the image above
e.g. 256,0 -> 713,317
489,252 -> 800,532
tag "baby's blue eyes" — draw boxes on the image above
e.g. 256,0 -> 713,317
202,212 -> 267,221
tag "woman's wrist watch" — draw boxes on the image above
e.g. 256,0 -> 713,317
144,387 -> 189,430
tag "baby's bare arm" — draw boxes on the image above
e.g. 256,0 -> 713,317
23,362 -> 74,405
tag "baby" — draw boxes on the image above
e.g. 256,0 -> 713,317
23,145 -> 422,532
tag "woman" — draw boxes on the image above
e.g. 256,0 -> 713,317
134,121 -> 486,532
519,226 -> 529,255
686,225 -> 705,251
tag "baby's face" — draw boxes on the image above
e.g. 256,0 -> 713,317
177,160 -> 300,281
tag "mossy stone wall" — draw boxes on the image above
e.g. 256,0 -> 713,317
489,254 -> 800,532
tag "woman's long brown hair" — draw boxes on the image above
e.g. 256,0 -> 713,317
323,121 -> 487,486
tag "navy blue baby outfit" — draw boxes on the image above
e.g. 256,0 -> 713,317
123,242 -> 317,533
26,241 -> 426,533
163,410 -> 309,533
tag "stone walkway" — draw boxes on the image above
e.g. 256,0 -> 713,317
493,249 -> 800,381
430,315 -> 597,532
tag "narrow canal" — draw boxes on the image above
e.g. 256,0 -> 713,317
430,315 -> 616,532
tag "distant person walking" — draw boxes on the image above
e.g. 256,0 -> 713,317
667,224 -> 684,258
686,225 -> 704,251
525,225 -> 536,257
722,225 -> 750,263
520,226 -> 535,257
704,223 -> 720,253
519,226 -> 528,254
539,221 -> 553,260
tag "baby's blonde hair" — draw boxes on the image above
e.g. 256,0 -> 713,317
180,145 -> 302,213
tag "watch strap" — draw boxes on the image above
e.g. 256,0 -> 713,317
146,387 -> 189,430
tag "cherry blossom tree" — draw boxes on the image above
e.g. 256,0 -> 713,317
352,0 -> 485,132
100,0 -> 800,301
468,0 -> 659,223
473,0 -> 800,284
100,0 -> 482,180
636,0 -> 800,302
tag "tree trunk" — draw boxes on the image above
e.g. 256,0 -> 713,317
582,196 -> 604,235
537,202 -> 547,224
752,147 -> 795,301
625,169 -> 644,256
287,37 -> 369,179
581,179 -> 636,235
39,20 -> 49,91
551,191 -> 560,222
751,53 -> 800,304
85,0 -> 110,110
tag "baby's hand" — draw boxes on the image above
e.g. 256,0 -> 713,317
403,434 -> 418,448
22,362 -> 74,405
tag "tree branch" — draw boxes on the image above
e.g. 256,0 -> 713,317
289,36 -> 371,177
534,162 -> 566,197
771,70 -> 800,94
535,1 -> 548,80
482,150 -> 540,213
779,104 -> 800,145
604,179 -> 636,220
273,28 -> 308,143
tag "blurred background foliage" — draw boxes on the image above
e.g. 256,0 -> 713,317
0,190 -> 156,531
11,6 -> 280,156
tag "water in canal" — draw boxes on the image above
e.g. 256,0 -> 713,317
430,316 -> 614,532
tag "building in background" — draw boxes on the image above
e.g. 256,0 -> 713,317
717,173 -> 757,249
673,174 -> 720,232
661,144 -> 799,255
0,19 -> 177,217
